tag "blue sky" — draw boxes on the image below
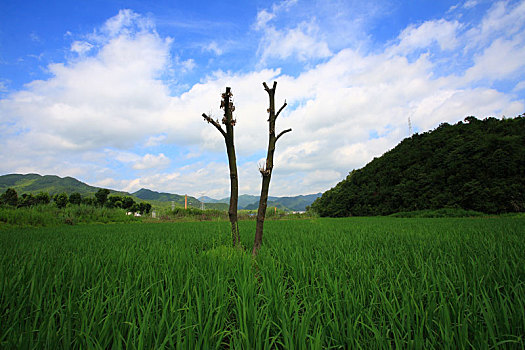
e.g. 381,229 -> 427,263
1,0 -> 524,198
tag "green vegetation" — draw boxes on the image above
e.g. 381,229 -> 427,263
389,208 -> 486,218
0,174 -> 322,213
149,207 -> 291,223
0,187 -> 152,227
0,173 -> 127,197
132,188 -> 202,209
1,218 -> 523,348
312,115 -> 525,217
0,204 -> 140,227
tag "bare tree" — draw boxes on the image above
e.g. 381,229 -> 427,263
252,81 -> 291,256
202,87 -> 241,247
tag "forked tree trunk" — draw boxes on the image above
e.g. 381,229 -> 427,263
252,81 -> 291,256
202,87 -> 240,247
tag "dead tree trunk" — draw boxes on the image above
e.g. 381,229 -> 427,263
202,87 -> 241,247
252,81 -> 291,256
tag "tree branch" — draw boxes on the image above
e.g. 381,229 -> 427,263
276,128 -> 292,142
202,113 -> 226,139
262,81 -> 278,92
275,101 -> 287,119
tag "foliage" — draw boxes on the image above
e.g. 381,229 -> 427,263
0,204 -> 139,227
0,188 -> 152,227
95,188 -> 110,207
389,207 -> 485,218
167,207 -> 229,221
122,196 -> 135,209
0,218 -> 523,348
18,193 -> 36,208
69,192 -> 82,205
35,191 -> 50,205
54,192 -> 69,209
0,188 -> 18,206
312,115 -> 525,216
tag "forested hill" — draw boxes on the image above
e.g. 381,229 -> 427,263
312,115 -> 525,217
0,174 -> 121,196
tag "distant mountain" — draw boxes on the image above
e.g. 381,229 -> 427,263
0,173 -> 127,197
243,200 -> 289,211
269,193 -> 323,211
132,188 -> 201,208
198,196 -> 224,204
0,173 -> 322,212
201,193 -> 322,211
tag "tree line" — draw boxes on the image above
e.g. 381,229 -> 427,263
312,115 -> 525,216
0,188 -> 152,214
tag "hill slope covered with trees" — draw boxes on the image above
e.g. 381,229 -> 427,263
312,115 -> 525,216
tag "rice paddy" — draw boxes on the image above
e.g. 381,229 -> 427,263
1,217 -> 524,348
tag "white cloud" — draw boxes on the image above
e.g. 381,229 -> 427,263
132,153 -> 170,170
1,3 -> 525,198
465,1 -> 525,49
257,20 -> 332,63
514,81 -> 525,91
254,0 -> 298,30
464,37 -> 525,82
70,41 -> 93,55
180,58 -> 196,72
102,9 -> 145,38
0,10 -> 175,153
464,0 -> 478,9
203,41 -> 223,55
254,1 -> 332,64
394,19 -> 461,53
255,9 -> 275,30
119,161 -> 230,197
144,134 -> 166,147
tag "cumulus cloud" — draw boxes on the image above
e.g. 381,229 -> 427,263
1,3 -> 524,198
254,1 -> 332,64
257,20 -> 332,63
1,12 -> 174,153
465,1 -> 525,49
394,19 -> 461,53
464,37 -> 525,83
132,153 -> 170,170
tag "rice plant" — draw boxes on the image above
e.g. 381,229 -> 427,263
1,217 -> 523,348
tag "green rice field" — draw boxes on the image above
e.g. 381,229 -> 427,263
1,217 -> 524,348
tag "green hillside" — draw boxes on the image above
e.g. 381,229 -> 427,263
1,174 -> 318,212
203,193 -> 322,211
270,193 -> 322,211
0,174 -> 126,197
312,115 -> 525,217
243,200 -> 290,211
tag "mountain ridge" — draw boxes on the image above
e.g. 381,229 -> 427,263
312,115 -> 525,216
0,174 -> 320,211
199,193 -> 322,211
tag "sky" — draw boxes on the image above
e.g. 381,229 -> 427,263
0,0 -> 524,199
